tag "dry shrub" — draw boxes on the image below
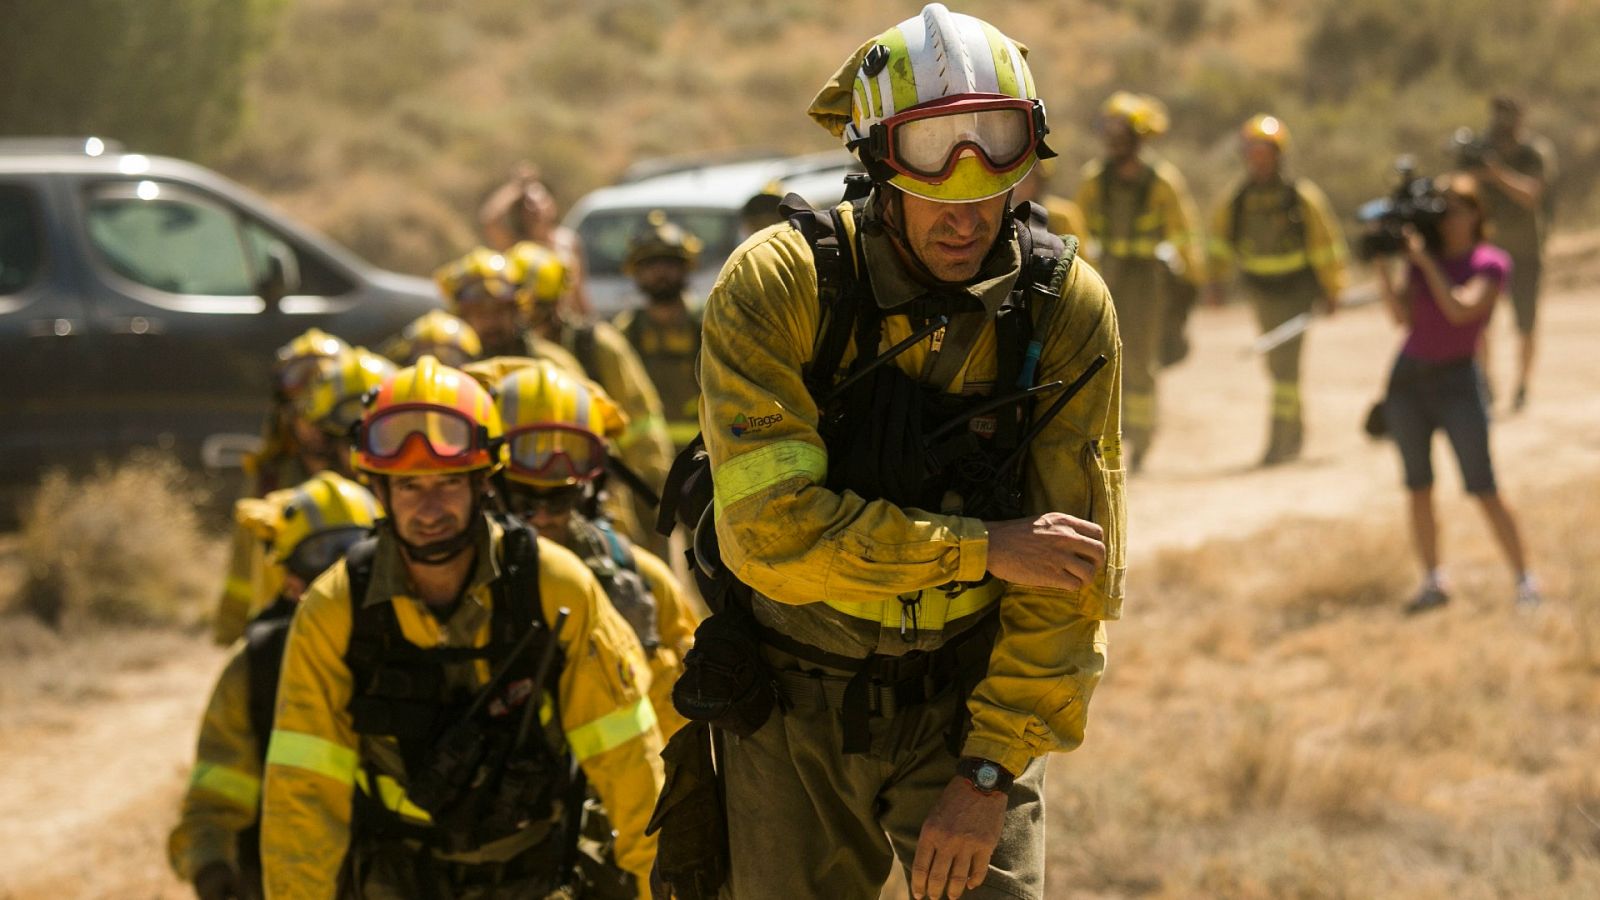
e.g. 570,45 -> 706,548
17,450 -> 222,630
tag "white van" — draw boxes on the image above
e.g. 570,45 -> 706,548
564,150 -> 861,318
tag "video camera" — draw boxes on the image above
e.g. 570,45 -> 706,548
1355,156 -> 1447,260
1450,126 -> 1492,169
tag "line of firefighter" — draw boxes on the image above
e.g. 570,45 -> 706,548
1070,94 -> 1348,471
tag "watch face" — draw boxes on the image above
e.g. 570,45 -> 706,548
975,762 -> 1000,790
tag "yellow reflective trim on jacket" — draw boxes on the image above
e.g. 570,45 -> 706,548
712,440 -> 828,515
354,769 -> 433,823
1239,250 -> 1310,276
1101,237 -> 1164,259
189,761 -> 261,810
265,730 -> 357,785
822,577 -> 1003,630
223,576 -> 252,600
566,696 -> 657,762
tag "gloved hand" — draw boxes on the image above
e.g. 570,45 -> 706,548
193,861 -> 243,900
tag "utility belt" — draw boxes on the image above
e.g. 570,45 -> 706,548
1241,265 -> 1318,295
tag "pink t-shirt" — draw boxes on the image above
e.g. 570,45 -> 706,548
1401,243 -> 1511,362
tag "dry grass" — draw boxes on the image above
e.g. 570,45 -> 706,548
13,450 -> 225,631
1044,477 -> 1600,898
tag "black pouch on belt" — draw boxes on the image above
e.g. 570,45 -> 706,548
645,721 -> 728,900
671,607 -> 776,737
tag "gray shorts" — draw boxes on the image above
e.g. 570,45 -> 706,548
1384,355 -> 1497,494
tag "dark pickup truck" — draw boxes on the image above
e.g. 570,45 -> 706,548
0,139 -> 440,499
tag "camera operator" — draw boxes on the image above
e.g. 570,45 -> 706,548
1372,173 -> 1541,615
1469,96 -> 1556,410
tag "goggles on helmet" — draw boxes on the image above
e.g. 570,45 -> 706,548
283,526 -> 370,582
360,404 -> 490,464
454,278 -> 518,308
869,97 -> 1046,183
504,424 -> 606,484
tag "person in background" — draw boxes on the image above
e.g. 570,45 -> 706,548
739,180 -> 788,239
171,472 -> 382,900
479,162 -> 594,319
1208,114 -> 1349,466
1076,92 -> 1206,472
1472,95 -> 1557,411
1372,173 -> 1541,615
612,211 -> 705,452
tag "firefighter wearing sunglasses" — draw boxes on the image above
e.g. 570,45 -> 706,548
433,246 -> 584,375
172,471 -> 382,900
650,6 -> 1125,899
1075,91 -> 1207,473
480,357 -> 700,741
213,349 -> 397,645
259,356 -> 665,899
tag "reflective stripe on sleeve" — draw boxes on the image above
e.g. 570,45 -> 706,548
566,696 -> 658,761
265,730 -> 358,784
1239,250 -> 1311,276
711,440 -> 827,514
189,761 -> 261,810
223,576 -> 252,600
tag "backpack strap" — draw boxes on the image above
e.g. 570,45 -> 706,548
243,597 -> 297,764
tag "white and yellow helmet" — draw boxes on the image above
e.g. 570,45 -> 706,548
811,3 -> 1054,203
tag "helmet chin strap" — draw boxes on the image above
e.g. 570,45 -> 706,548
375,476 -> 486,566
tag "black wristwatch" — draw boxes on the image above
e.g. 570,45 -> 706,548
956,757 -> 1015,795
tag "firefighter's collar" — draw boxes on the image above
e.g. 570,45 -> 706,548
856,204 -> 1022,315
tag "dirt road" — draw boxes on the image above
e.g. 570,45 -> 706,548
1,277 -> 1595,898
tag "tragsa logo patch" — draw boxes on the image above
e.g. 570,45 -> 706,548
731,411 -> 783,437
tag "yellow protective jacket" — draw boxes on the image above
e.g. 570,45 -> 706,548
630,541 -> 698,740
168,641 -> 263,881
700,203 -> 1125,777
613,303 -> 703,450
1208,175 -> 1349,299
1040,193 -> 1090,242
1076,157 -> 1208,286
260,519 -> 665,897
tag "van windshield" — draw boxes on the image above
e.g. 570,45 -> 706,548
576,208 -> 740,277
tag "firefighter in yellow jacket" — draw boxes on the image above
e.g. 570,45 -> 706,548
612,212 -> 706,452
1076,92 -> 1206,472
214,348 -> 396,644
259,357 -> 664,898
1208,114 -> 1349,465
171,471 -> 382,900
650,8 -> 1124,899
508,241 -> 676,554
473,357 -> 699,740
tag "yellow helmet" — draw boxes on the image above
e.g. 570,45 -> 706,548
494,358 -> 627,488
355,355 -> 503,476
297,348 -> 396,437
623,210 -> 703,275
273,327 -> 349,401
239,472 -> 382,583
810,3 -> 1054,203
433,247 -> 519,313
383,310 -> 483,367
1240,114 -> 1291,151
1100,91 -> 1169,138
504,241 -> 570,313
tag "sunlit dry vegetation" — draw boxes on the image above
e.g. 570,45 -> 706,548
1045,479 -> 1600,897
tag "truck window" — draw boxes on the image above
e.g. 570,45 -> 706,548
241,218 -> 354,297
84,183 -> 255,296
0,184 -> 44,295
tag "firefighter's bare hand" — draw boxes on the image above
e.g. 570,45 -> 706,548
984,512 -> 1106,591
193,862 -> 242,900
911,776 -> 1008,899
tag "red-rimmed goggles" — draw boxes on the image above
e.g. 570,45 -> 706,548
863,96 -> 1048,182
504,424 -> 607,484
359,404 -> 493,465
